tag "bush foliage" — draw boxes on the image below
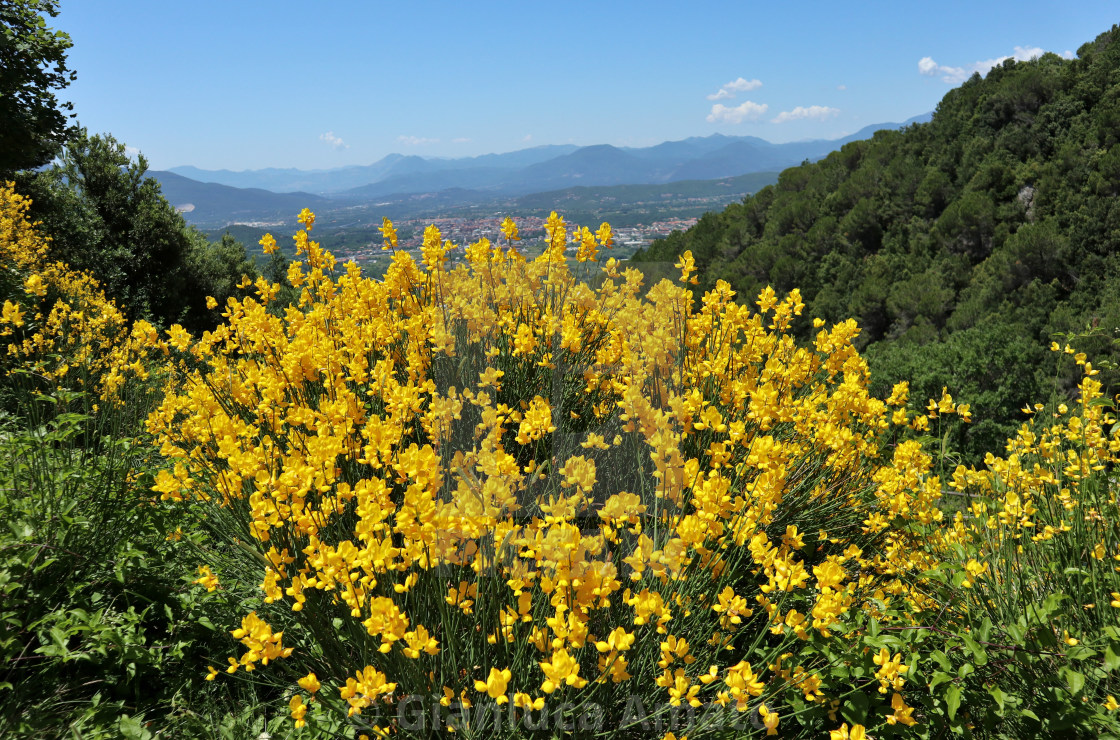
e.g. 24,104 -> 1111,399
2,179 -> 1120,736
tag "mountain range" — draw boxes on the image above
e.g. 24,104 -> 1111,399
153,115 -> 931,226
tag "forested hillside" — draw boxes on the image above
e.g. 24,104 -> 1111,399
633,26 -> 1120,460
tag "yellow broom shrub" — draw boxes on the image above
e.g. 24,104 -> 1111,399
150,208 -> 956,737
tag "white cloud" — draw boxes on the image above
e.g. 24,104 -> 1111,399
397,135 -> 439,146
319,131 -> 349,150
521,134 -> 533,143
837,84 -> 847,91
452,137 -> 471,144
707,77 -> 762,100
706,100 -> 768,123
771,105 -> 840,124
726,77 -> 762,92
124,145 -> 141,159
920,45 -> 1065,84
918,56 -> 968,83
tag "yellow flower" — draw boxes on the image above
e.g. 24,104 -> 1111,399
513,692 -> 544,710
886,380 -> 909,406
540,648 -> 586,693
759,702 -> 779,735
1,299 -> 25,327
962,558 -> 987,588
873,648 -> 909,694
595,626 -> 636,653
830,724 -> 867,740
380,217 -> 398,249
290,694 -> 307,728
756,284 -> 777,312
657,635 -> 695,668
596,222 -> 614,247
259,233 -> 278,254
192,565 -> 220,592
675,250 -> 698,284
402,625 -> 440,658
297,208 -> 315,231
1104,695 -> 1119,711
474,667 -> 511,704
23,273 -> 46,297
724,660 -> 765,706
512,322 -> 536,356
886,691 -> 918,726
298,672 -> 321,693
500,216 -> 520,242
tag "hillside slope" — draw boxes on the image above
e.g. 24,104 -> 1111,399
633,25 -> 1120,460
151,171 -> 329,226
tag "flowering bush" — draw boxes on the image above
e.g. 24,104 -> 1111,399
5,180 -> 1118,736
149,209 -> 963,737
0,181 -> 157,405
912,348 -> 1120,736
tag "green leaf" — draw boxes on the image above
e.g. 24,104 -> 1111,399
961,634 -> 988,665
946,685 -> 961,721
841,690 -> 870,726
930,671 -> 953,691
977,618 -> 992,643
118,714 -> 152,740
989,686 -> 1006,714
1103,644 -> 1120,672
931,649 -> 952,671
1039,593 -> 1066,621
1063,668 -> 1085,695
1065,645 -> 1096,661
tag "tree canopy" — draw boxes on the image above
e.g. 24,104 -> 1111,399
16,131 -> 257,331
0,0 -> 75,174
632,25 -> 1120,462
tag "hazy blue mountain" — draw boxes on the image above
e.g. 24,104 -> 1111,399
622,134 -> 769,162
169,119 -> 930,197
170,146 -> 582,194
505,145 -> 661,189
150,171 -> 330,226
168,154 -> 433,194
665,140 -> 785,181
159,115 -> 933,225
416,144 -> 581,170
337,167 -> 511,200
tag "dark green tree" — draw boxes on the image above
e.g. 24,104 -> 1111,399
0,0 -> 75,174
631,24 -> 1120,463
17,131 -> 256,330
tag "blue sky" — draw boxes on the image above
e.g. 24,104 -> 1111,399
55,1 -> 1119,171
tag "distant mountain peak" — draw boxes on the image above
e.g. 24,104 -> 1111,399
166,116 -> 930,201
